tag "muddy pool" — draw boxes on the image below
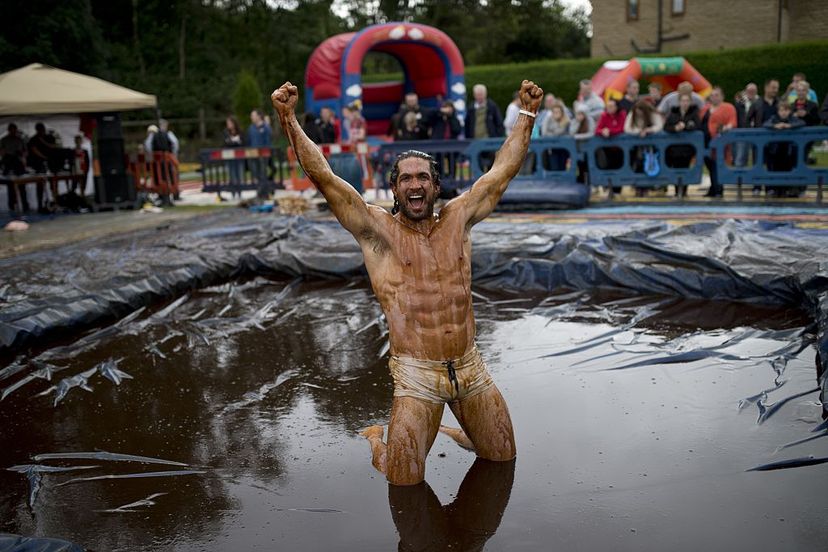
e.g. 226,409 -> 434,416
1,276 -> 826,551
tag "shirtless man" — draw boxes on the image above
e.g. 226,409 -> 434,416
271,79 -> 543,486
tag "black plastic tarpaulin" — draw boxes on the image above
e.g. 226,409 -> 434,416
0,534 -> 83,552
0,213 -> 826,412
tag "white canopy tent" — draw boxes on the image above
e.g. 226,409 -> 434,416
0,63 -> 156,115
0,64 -> 156,209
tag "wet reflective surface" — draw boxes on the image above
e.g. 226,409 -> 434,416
1,279 -> 826,550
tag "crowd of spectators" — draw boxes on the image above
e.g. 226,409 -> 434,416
288,70 -> 825,198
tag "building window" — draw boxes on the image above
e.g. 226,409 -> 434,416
672,0 -> 686,16
627,0 -> 639,21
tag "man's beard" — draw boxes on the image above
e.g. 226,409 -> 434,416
398,194 -> 435,221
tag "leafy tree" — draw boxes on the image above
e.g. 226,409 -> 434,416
233,70 -> 264,124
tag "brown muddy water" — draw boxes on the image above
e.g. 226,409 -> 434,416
1,278 -> 826,551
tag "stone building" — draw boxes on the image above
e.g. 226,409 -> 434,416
590,0 -> 828,58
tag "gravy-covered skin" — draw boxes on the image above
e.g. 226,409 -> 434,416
363,198 -> 473,360
272,79 -> 543,485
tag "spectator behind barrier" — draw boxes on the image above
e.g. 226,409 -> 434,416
301,112 -> 323,144
541,101 -> 570,137
624,100 -> 664,195
624,100 -> 663,137
596,98 -> 626,138
396,111 -> 428,141
733,82 -> 759,169
658,81 -> 704,115
429,101 -> 461,140
700,86 -> 737,198
790,81 -> 820,126
763,102 -> 806,198
221,115 -> 245,201
785,72 -> 818,104
247,108 -> 272,199
664,93 -> 701,198
594,98 -> 626,187
618,80 -> 640,115
503,91 -> 521,136
465,84 -> 504,139
573,79 -> 604,122
317,107 -> 338,144
159,119 -> 180,156
735,83 -> 759,128
536,93 -> 556,131
568,106 -> 595,140
747,78 -> 780,128
391,93 -> 428,136
644,82 -> 662,107
343,102 -> 366,144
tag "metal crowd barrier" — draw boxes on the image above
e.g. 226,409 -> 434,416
202,129 -> 828,205
131,151 -> 180,197
463,137 -> 587,206
712,127 -> 828,202
581,131 -> 706,197
198,146 -> 285,194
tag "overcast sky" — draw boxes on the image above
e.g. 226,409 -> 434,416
562,0 -> 592,14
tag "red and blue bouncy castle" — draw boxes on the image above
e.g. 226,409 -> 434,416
304,22 -> 466,139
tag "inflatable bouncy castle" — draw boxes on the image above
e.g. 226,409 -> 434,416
590,57 -> 712,101
304,23 -> 466,139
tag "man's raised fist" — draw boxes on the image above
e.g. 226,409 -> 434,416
519,80 -> 543,114
271,82 -> 298,116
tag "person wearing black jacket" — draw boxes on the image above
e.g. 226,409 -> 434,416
664,94 -> 701,197
429,101 -> 462,185
316,108 -> 337,144
791,81 -> 820,127
747,78 -> 780,128
464,84 -> 504,139
763,102 -> 806,197
429,101 -> 461,140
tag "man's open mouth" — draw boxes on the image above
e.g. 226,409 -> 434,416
408,194 -> 425,210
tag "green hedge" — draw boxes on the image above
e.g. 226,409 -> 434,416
367,40 -> 828,113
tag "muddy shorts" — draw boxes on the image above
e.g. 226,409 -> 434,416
388,346 -> 494,404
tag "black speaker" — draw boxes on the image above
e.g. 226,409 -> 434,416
97,113 -> 123,140
98,138 -> 126,175
95,173 -> 135,205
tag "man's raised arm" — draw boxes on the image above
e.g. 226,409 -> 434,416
454,80 -> 543,227
271,82 -> 374,236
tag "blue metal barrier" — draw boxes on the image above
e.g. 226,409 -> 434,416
712,128 -> 828,201
198,147 -> 285,194
374,140 -> 473,197
462,137 -> 587,207
582,132 -> 705,195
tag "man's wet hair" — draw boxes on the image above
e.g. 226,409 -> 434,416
389,150 -> 441,215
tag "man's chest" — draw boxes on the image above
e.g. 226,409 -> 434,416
364,225 -> 471,287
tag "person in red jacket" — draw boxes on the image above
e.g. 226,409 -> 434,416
594,98 -> 627,191
596,98 -> 626,137
700,86 -> 737,197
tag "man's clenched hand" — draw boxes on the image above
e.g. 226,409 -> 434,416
271,82 -> 298,117
519,80 -> 544,114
